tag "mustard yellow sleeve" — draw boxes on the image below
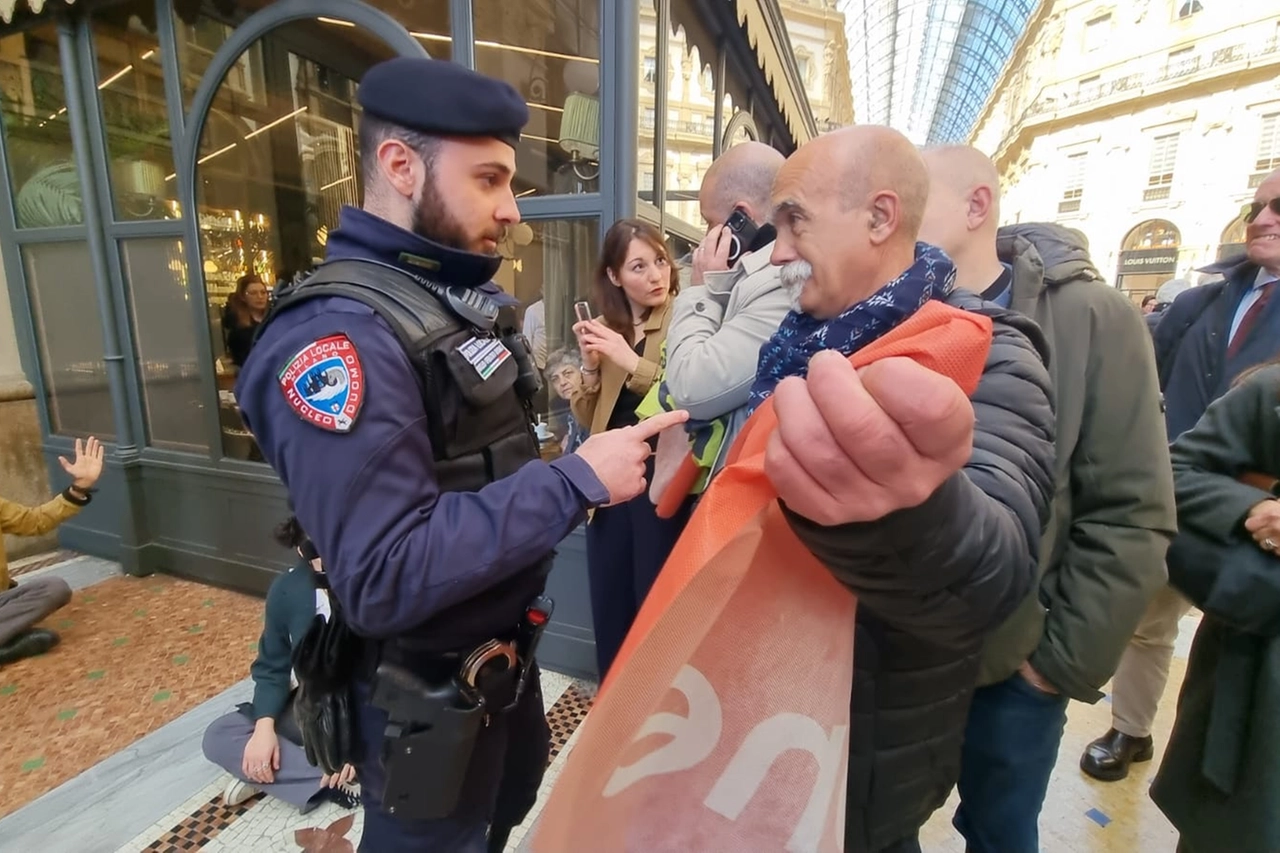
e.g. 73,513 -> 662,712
0,494 -> 81,537
625,356 -> 661,395
569,381 -> 600,433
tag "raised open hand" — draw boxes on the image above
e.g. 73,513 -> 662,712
58,436 -> 104,490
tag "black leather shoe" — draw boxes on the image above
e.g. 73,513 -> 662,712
1080,727 -> 1154,781
0,628 -> 60,665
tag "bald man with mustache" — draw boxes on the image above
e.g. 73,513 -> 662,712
755,127 -> 1056,853
918,145 -> 1175,853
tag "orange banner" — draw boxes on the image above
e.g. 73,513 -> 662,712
533,302 -> 993,852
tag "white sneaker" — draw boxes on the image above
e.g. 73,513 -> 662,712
223,777 -> 259,806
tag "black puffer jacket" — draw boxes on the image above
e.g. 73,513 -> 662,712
783,290 -> 1056,853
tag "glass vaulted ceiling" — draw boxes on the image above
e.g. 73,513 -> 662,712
841,0 -> 1038,144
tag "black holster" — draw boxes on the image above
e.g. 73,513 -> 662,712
371,662 -> 487,821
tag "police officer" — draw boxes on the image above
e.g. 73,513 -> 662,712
236,57 -> 686,853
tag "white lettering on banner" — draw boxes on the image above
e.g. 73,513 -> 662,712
602,665 -> 721,797
704,714 -> 849,853
602,664 -> 848,853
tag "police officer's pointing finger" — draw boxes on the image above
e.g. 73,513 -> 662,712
574,410 -> 690,506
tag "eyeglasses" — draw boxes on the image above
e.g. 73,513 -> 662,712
1244,197 -> 1280,224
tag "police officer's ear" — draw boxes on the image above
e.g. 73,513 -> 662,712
375,138 -> 424,200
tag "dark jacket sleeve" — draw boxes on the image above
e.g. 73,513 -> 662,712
237,303 -> 610,638
1169,365 -> 1280,542
1165,366 -> 1280,636
249,568 -> 305,721
1031,287 -> 1177,702
783,310 -> 1056,646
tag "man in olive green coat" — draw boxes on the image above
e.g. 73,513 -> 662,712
0,436 -> 104,665
920,147 -> 1177,853
1154,363 -> 1280,853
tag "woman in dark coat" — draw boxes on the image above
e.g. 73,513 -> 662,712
1152,362 -> 1280,853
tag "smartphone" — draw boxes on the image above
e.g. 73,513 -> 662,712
574,301 -> 593,324
724,206 -> 759,265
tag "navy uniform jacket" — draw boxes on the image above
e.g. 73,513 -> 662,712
237,208 -> 608,639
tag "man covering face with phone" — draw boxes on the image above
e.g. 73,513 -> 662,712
652,142 -> 795,486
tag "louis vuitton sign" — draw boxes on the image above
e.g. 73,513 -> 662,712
1118,248 -> 1178,276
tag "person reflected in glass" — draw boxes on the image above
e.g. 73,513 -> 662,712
545,348 -> 588,455
570,219 -> 693,677
223,274 -> 270,368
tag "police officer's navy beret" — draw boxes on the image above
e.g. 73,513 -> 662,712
357,57 -> 529,149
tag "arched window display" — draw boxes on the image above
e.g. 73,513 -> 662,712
1219,208 -> 1248,260
188,16 -> 411,460
1123,218 -> 1181,250
1117,218 -> 1182,302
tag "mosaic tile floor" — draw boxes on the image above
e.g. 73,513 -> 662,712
8,548 -> 82,578
0,573 -> 260,817
121,673 -> 594,853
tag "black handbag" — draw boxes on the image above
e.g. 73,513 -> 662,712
290,581 -> 362,774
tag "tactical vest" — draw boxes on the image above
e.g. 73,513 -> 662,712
263,258 -> 542,494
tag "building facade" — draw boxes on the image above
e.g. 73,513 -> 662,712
0,0 -> 817,676
970,2 -> 1280,302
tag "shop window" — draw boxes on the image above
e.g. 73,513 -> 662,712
492,219 -> 599,458
191,20 -> 399,460
91,13 -> 178,222
474,0 -> 600,196
0,26 -> 84,229
21,242 -> 115,439
664,32 -> 713,229
121,238 -> 208,451
1083,14 -> 1110,53
638,0 -> 659,210
1251,112 -> 1280,188
1144,132 -> 1179,202
1058,152 -> 1086,214
1123,219 -> 1181,250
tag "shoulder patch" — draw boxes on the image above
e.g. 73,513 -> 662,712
278,334 -> 365,433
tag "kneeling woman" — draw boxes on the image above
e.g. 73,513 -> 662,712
201,517 -> 357,812
570,219 -> 693,678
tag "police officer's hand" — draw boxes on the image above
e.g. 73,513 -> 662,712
575,409 -> 690,506
765,353 -> 973,526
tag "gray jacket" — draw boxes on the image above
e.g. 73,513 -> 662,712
664,243 -> 793,471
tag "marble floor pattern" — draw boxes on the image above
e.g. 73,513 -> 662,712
0,551 -> 1202,853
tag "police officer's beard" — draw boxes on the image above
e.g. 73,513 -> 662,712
412,179 -> 505,256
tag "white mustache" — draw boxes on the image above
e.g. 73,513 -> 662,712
779,260 -> 812,307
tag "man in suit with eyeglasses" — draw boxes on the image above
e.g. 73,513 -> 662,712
1082,167 -> 1280,781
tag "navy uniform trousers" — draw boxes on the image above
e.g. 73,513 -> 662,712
354,666 -> 549,852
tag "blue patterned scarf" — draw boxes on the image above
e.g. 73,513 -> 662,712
748,242 -> 956,411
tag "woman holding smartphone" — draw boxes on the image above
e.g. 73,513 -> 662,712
570,218 -> 691,677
